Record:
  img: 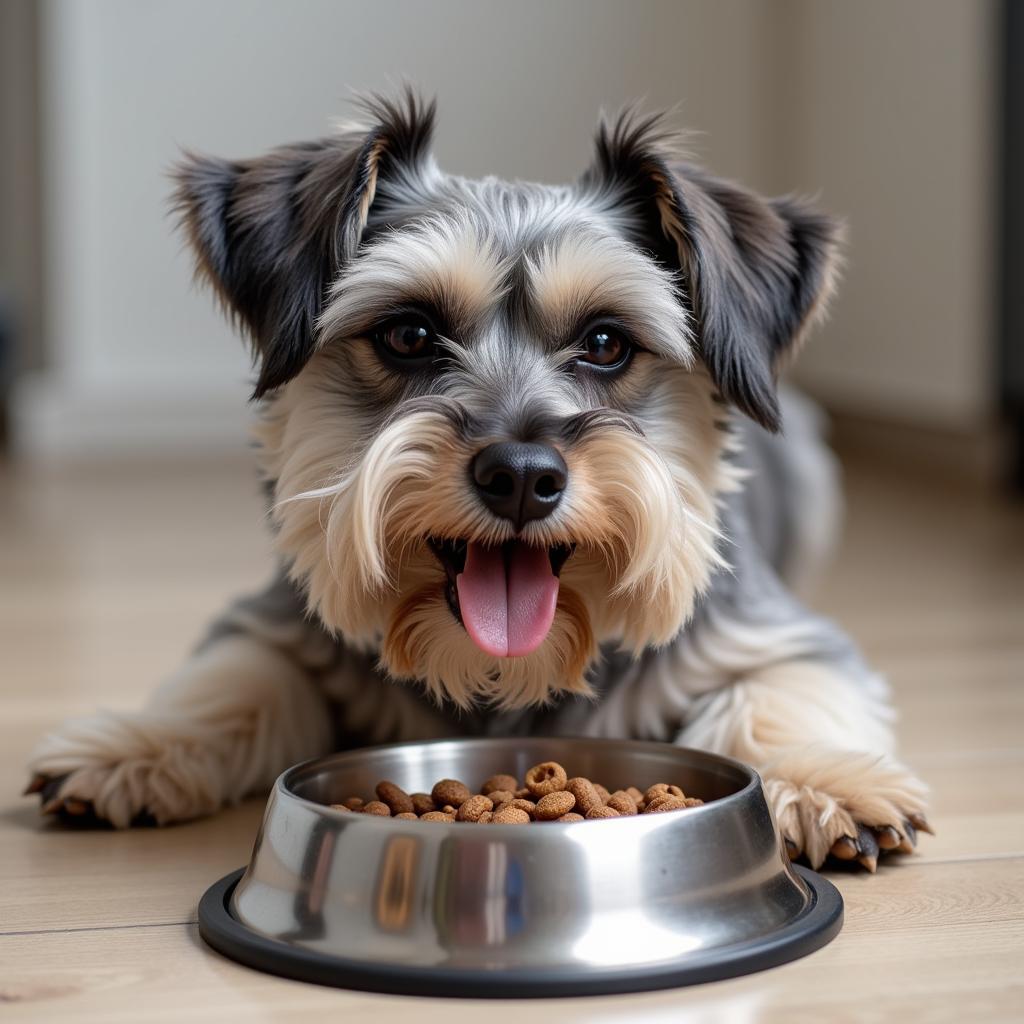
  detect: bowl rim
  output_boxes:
[201,864,843,997]
[275,735,762,830]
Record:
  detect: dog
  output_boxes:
[26,90,928,870]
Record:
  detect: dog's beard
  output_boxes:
[259,368,727,710]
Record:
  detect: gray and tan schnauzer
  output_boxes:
[27,92,929,870]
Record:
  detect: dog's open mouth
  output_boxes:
[428,539,574,658]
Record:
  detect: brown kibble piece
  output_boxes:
[342,796,364,811]
[492,805,531,824]
[432,779,472,807]
[363,800,391,816]
[375,780,414,816]
[456,794,494,822]
[607,790,638,815]
[509,798,536,816]
[586,805,620,819]
[481,774,519,795]
[420,810,455,822]
[441,805,456,815]
[555,812,584,822]
[394,812,419,820]
[411,792,436,815]
[644,794,687,814]
[329,803,351,812]
[644,783,684,804]
[487,789,515,808]
[478,811,493,823]
[626,786,644,804]
[525,761,568,797]
[565,777,601,815]
[535,791,576,820]
[593,783,611,805]
[515,787,531,800]
[683,797,704,808]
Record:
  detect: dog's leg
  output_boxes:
[26,579,336,827]
[677,659,930,870]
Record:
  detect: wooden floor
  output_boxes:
[1,453,1022,1022]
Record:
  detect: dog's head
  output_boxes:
[174,90,840,709]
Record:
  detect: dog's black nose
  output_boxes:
[471,443,568,530]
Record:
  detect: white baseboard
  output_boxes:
[10,372,256,459]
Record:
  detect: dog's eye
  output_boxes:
[577,326,631,370]
[375,318,437,364]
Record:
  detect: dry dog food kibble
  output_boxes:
[534,791,575,820]
[328,760,705,824]
[455,794,494,822]
[525,761,569,797]
[432,779,472,807]
[376,780,414,815]
[481,774,519,796]
[411,792,436,816]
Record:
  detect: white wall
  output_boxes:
[12,0,999,455]
[15,0,776,456]
[780,0,998,430]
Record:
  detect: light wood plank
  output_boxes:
[2,866,1022,1023]
[1,454,1022,1019]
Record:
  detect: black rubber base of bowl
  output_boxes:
[199,866,842,998]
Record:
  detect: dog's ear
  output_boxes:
[172,90,436,398]
[581,111,842,432]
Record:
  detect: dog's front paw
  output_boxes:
[25,712,226,828]
[761,748,931,872]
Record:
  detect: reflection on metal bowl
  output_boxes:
[199,737,842,997]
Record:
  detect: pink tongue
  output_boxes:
[456,542,559,658]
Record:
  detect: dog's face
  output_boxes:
[175,92,839,709]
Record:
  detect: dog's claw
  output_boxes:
[855,825,879,872]
[896,819,918,854]
[908,812,934,836]
[875,825,902,850]
[23,774,47,796]
[37,774,71,808]
[829,835,858,861]
[32,773,98,822]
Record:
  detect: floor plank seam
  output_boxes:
[0,919,197,939]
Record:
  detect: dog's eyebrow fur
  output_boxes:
[316,215,511,345]
[523,227,695,363]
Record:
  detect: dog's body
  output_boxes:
[28,93,928,869]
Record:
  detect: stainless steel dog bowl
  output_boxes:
[199,737,841,997]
